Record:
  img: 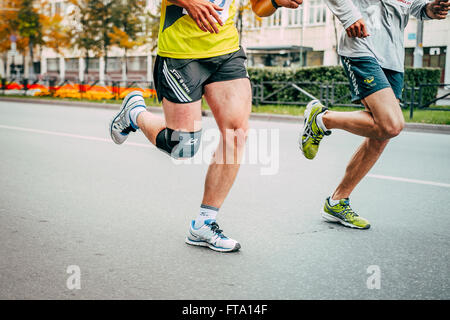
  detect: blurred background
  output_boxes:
[1,0,449,82]
[1,0,449,120]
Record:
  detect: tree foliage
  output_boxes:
[109,0,148,50]
[0,0,21,54]
[40,2,71,56]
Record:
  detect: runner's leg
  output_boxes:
[322,88,404,140]
[201,78,252,208]
[329,91,403,200]
[136,98,202,145]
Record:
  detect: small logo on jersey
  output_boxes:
[364,76,375,86]
[396,0,412,7]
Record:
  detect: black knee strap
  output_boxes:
[156,128,202,159]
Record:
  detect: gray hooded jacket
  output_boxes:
[326,0,431,72]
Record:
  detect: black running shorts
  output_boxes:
[153,47,248,104]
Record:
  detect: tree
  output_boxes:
[17,0,43,77]
[109,0,148,80]
[95,0,115,74]
[147,2,160,52]
[67,0,104,80]
[40,8,71,56]
[0,0,20,53]
[2,0,69,78]
[0,0,20,76]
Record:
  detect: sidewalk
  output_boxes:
[1,96,449,134]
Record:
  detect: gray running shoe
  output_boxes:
[185,220,241,253]
[110,90,146,145]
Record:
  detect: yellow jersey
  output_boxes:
[157,0,240,59]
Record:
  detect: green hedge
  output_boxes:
[248,66,441,107]
[403,67,441,106]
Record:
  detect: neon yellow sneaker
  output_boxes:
[322,197,371,229]
[300,100,331,160]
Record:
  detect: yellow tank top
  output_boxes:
[157,0,240,59]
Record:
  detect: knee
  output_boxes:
[222,126,249,150]
[220,120,249,146]
[374,107,404,140]
[156,128,202,159]
[380,118,404,139]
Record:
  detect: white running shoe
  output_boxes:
[110,90,146,144]
[185,220,241,252]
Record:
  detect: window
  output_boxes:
[249,13,263,29]
[127,56,147,71]
[308,0,327,25]
[306,51,324,66]
[267,8,282,28]
[288,6,303,26]
[65,58,79,72]
[55,2,61,15]
[87,58,99,71]
[106,57,121,72]
[47,58,59,72]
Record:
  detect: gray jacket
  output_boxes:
[326,0,431,72]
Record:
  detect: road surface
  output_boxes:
[0,101,449,299]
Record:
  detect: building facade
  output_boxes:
[241,0,449,83]
[1,0,449,84]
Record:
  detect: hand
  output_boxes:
[275,0,303,9]
[346,19,369,38]
[426,0,449,19]
[181,0,224,33]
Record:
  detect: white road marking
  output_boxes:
[367,174,450,188]
[1,124,449,188]
[0,124,154,148]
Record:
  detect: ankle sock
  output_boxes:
[329,196,340,206]
[129,106,146,129]
[194,204,219,228]
[316,111,329,132]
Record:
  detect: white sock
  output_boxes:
[194,204,219,228]
[329,196,340,206]
[316,111,329,132]
[129,107,146,129]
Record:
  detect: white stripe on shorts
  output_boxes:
[162,61,192,102]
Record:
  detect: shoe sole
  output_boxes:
[185,237,241,253]
[321,210,370,230]
[109,90,143,145]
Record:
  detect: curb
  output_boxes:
[401,122,450,134]
[0,96,164,114]
[1,96,449,134]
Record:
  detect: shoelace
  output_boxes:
[341,204,359,219]
[311,131,324,145]
[304,124,324,145]
[114,113,136,134]
[121,126,136,134]
[209,222,226,239]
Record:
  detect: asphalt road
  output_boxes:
[0,101,449,300]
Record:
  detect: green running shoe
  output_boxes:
[322,197,371,229]
[300,100,331,160]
